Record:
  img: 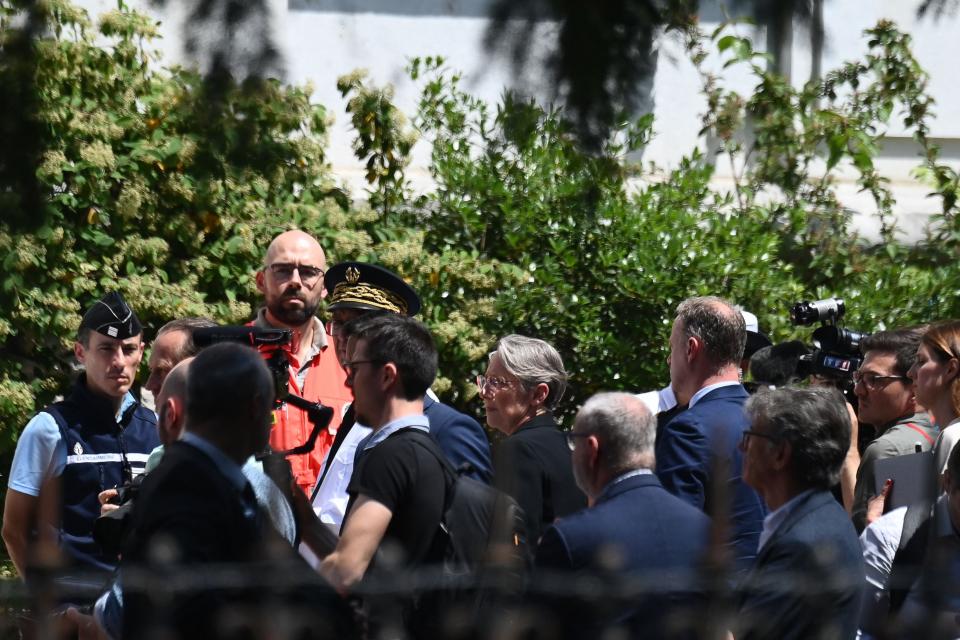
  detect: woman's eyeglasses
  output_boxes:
[476,375,516,396]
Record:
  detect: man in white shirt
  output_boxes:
[858,442,960,638]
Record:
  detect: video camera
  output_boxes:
[790,297,870,390]
[191,325,335,455]
[95,325,333,554]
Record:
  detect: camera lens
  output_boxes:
[790,298,845,325]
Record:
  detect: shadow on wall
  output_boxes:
[289,0,732,20]
[289,0,499,18]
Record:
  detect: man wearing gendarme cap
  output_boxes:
[2,292,160,580]
[301,262,491,563]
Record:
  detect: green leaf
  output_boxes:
[827,133,846,170]
[717,35,738,53]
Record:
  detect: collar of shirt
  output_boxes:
[758,488,815,552]
[658,386,677,412]
[358,414,430,452]
[118,392,136,421]
[180,432,248,493]
[688,380,741,408]
[254,309,328,358]
[599,468,654,501]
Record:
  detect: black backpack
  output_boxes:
[403,430,530,577]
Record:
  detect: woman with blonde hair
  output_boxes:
[908,320,960,473]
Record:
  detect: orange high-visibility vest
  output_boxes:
[254,327,352,495]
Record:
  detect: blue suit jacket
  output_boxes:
[655,384,766,569]
[736,490,865,640]
[534,473,711,639]
[423,394,492,484]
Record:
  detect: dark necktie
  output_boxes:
[311,404,356,501]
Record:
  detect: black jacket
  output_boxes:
[493,413,586,544]
[122,440,355,639]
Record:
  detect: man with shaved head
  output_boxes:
[253,230,351,494]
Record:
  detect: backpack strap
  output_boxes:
[903,422,935,446]
[396,429,457,511]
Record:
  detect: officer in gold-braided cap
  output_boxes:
[299,262,490,565]
[324,262,421,317]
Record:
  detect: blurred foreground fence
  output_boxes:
[2,558,958,640]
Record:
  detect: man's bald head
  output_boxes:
[156,357,193,446]
[157,358,192,406]
[263,230,326,268]
[570,392,657,498]
[256,230,328,328]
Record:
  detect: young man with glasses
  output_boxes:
[318,314,448,637]
[851,327,936,532]
[301,261,491,568]
[252,230,352,494]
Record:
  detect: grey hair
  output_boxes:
[576,392,656,473]
[156,317,217,361]
[492,334,568,410]
[676,296,746,370]
[744,386,850,490]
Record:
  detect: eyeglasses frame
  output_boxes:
[265,262,325,285]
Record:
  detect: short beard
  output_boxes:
[268,296,320,327]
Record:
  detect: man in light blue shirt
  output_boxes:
[736,386,865,640]
[3,292,159,578]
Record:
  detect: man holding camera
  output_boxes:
[253,230,352,494]
[851,328,936,531]
[2,292,160,579]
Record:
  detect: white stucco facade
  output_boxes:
[76,0,960,242]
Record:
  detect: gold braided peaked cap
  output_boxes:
[324,262,421,316]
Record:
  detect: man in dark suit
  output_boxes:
[422,393,490,479]
[736,386,865,640]
[655,296,766,570]
[121,343,354,639]
[535,392,711,639]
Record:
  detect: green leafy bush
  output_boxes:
[0,0,352,447]
[2,0,959,452]
[354,22,960,420]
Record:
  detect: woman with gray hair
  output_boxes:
[478,335,586,544]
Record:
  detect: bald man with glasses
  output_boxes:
[252,230,352,494]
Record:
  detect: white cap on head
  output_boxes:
[740,309,760,334]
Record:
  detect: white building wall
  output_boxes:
[74,0,960,242]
